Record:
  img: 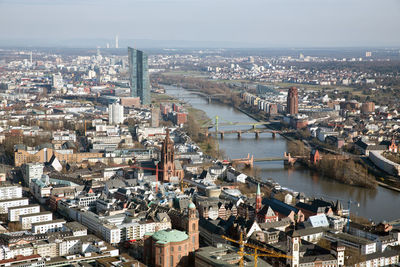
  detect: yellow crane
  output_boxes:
[222,232,292,267]
[180,179,190,192]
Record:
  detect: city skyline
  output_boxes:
[0,0,399,48]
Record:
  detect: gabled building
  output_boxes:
[262,198,305,223]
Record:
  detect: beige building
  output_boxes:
[14,147,103,167]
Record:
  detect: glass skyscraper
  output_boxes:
[128,47,150,105]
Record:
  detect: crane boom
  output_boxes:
[221,233,291,267]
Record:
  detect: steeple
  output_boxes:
[158,128,175,182]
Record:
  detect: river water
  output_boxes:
[165,85,400,222]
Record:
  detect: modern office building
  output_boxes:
[287,87,299,115]
[128,47,150,105]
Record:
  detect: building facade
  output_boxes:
[144,229,191,267]
[108,102,124,125]
[128,47,150,105]
[0,185,22,200]
[158,130,184,182]
[287,87,299,115]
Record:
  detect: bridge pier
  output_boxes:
[208,96,211,104]
[272,132,276,139]
[220,132,224,139]
[255,132,259,139]
[237,131,241,139]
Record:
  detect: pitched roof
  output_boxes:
[262,198,299,216]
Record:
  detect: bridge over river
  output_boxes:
[165,84,400,222]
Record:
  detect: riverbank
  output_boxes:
[164,84,400,221]
[185,106,220,158]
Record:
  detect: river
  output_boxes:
[164,85,400,222]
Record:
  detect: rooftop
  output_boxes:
[149,229,188,244]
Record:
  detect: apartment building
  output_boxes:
[8,204,40,222]
[14,147,103,167]
[19,211,53,230]
[32,219,66,234]
[63,222,87,237]
[0,185,22,200]
[0,198,29,214]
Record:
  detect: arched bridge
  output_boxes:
[229,152,306,167]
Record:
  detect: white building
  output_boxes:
[226,167,247,183]
[63,222,88,237]
[32,219,66,234]
[101,224,121,245]
[76,194,99,207]
[0,197,29,214]
[52,73,64,90]
[109,102,124,125]
[0,184,22,200]
[52,130,76,142]
[19,211,53,230]
[8,204,41,222]
[22,163,44,187]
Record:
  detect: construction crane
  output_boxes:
[222,232,292,267]
[180,179,191,193]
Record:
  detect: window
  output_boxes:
[159,257,162,264]
[192,223,196,231]
[178,246,181,251]
[170,255,173,267]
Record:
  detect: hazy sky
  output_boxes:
[1,0,400,47]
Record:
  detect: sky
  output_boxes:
[0,0,400,47]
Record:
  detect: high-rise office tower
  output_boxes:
[115,35,119,49]
[128,47,150,105]
[287,87,299,115]
[109,102,124,125]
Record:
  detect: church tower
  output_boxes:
[158,129,175,182]
[187,202,199,252]
[256,183,262,213]
[287,230,300,267]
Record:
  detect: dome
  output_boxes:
[151,229,188,244]
[188,202,196,209]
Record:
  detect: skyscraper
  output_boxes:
[115,35,119,49]
[287,87,299,115]
[128,47,151,105]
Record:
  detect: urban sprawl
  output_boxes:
[0,47,399,267]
